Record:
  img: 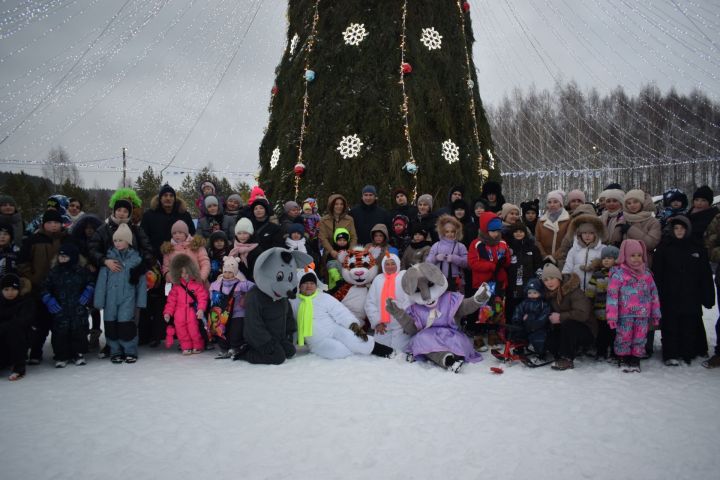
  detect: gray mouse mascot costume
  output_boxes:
[239,248,313,364]
[386,262,490,372]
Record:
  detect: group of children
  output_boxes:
[0,182,718,380]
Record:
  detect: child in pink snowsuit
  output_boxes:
[163,254,209,354]
[606,239,661,371]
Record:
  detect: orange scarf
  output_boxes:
[380,273,397,324]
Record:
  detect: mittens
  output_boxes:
[42,293,62,314]
[79,285,94,306]
[350,322,368,342]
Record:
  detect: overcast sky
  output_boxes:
[1,0,718,189]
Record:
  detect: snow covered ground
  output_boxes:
[2,305,719,480]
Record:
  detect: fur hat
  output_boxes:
[112,223,133,246]
[499,203,521,221]
[113,199,133,215]
[204,195,219,208]
[392,187,408,198]
[624,189,645,205]
[520,199,540,215]
[209,230,228,246]
[42,209,63,225]
[1,272,21,291]
[600,245,620,260]
[171,220,189,236]
[169,253,201,283]
[505,222,529,236]
[546,190,565,204]
[235,217,254,235]
[567,190,586,204]
[693,185,714,203]
[481,181,502,196]
[451,199,469,213]
[541,263,562,281]
[417,194,433,209]
[436,215,463,241]
[605,182,622,191]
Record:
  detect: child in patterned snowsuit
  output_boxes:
[606,239,661,371]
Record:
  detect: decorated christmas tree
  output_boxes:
[258,0,497,205]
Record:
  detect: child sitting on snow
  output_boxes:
[163,254,209,355]
[290,269,394,359]
[209,257,254,359]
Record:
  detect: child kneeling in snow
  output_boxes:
[290,269,394,359]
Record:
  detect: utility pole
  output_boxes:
[122,147,127,187]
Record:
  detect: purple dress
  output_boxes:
[406,292,482,362]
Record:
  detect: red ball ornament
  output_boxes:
[463,2,471,12]
[401,62,412,74]
[294,162,306,176]
[271,85,279,95]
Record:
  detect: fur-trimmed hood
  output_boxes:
[560,272,581,297]
[160,234,207,255]
[168,253,201,283]
[569,214,606,244]
[149,195,189,214]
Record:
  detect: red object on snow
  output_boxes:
[401,62,412,74]
[463,2,471,12]
[294,162,306,176]
[271,85,279,95]
[490,366,504,374]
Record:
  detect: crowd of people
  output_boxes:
[0,179,719,380]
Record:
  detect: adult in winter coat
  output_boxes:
[561,214,606,291]
[0,273,34,380]
[653,216,715,365]
[608,189,662,256]
[88,199,154,281]
[434,185,465,217]
[197,195,225,239]
[0,195,24,246]
[94,224,147,362]
[365,253,412,351]
[248,198,284,253]
[290,270,393,359]
[704,210,720,368]
[480,181,506,214]
[541,263,596,371]
[319,193,357,262]
[391,187,418,220]
[535,190,571,265]
[240,248,313,365]
[278,200,305,236]
[412,194,439,243]
[140,184,195,260]
[598,188,625,244]
[687,185,719,246]
[349,185,391,246]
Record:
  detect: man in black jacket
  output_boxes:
[350,185,391,245]
[140,184,196,259]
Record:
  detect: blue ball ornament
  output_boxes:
[403,162,418,174]
[304,69,316,82]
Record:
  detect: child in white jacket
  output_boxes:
[290,269,393,359]
[365,253,411,351]
[562,214,606,291]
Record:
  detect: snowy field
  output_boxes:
[2,305,719,480]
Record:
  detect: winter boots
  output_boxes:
[371,342,394,358]
[551,358,574,371]
[702,354,720,369]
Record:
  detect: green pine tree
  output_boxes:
[259,0,496,206]
[134,166,164,208]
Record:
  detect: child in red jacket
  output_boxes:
[468,212,511,349]
[163,254,209,354]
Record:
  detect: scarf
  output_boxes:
[380,273,397,324]
[110,214,130,225]
[229,241,258,264]
[622,210,653,224]
[296,290,318,346]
